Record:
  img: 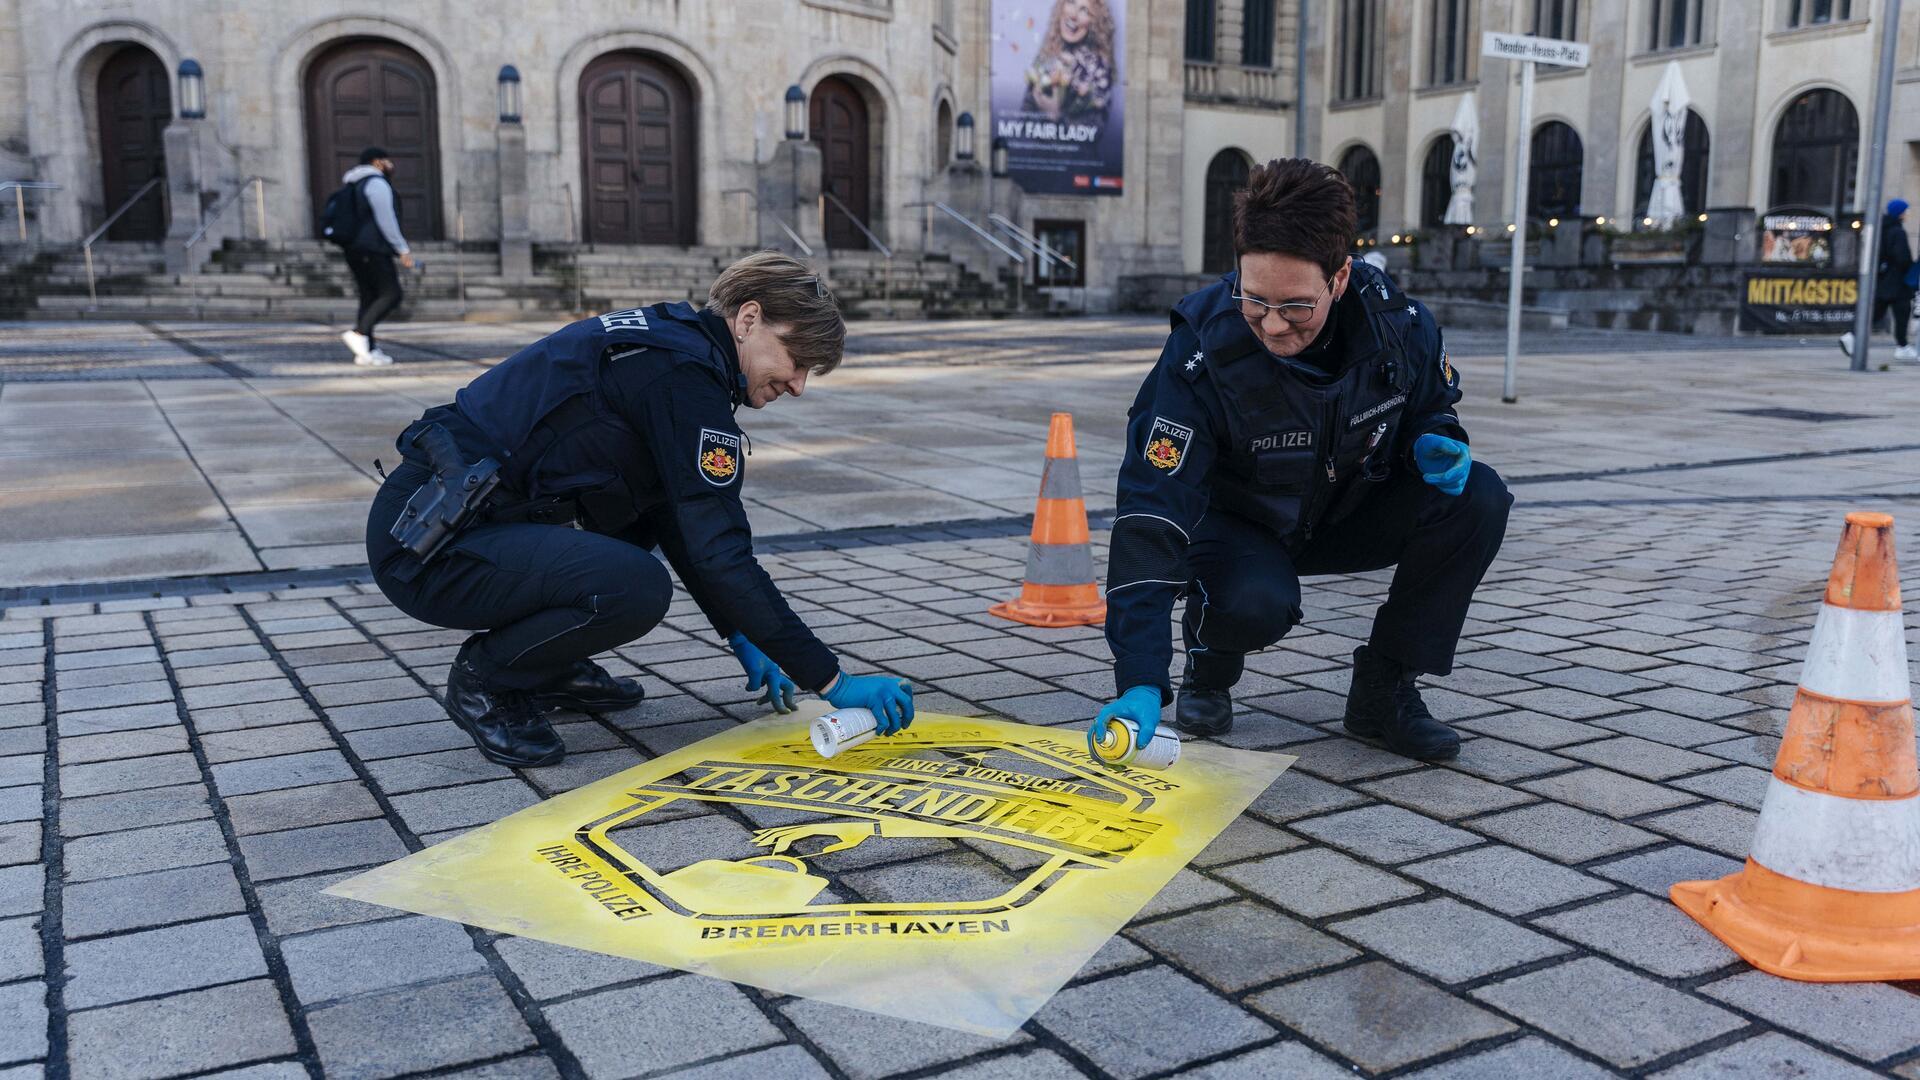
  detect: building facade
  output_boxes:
[1,1,1912,314]
[0,0,1305,307]
[1301,0,1920,239]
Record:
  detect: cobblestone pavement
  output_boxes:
[5,316,1920,1077]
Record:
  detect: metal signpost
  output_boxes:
[1481,32,1589,402]
[1848,0,1903,373]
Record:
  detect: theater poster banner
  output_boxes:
[991,0,1125,195]
[1741,269,1858,332]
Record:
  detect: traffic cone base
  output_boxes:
[992,413,1105,628]
[1672,511,1920,982]
[1672,860,1920,982]
[989,583,1106,627]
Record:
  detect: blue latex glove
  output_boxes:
[728,633,798,714]
[1088,686,1164,760]
[1413,433,1471,496]
[823,672,915,734]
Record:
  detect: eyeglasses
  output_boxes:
[1232,275,1334,325]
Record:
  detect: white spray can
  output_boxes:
[1090,717,1182,770]
[810,707,880,759]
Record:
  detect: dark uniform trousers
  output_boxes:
[366,462,673,692]
[1183,461,1512,690]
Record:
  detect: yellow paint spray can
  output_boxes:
[1090,717,1182,770]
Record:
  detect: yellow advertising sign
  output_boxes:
[328,707,1292,1037]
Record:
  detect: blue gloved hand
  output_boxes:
[1413,433,1472,496]
[823,671,915,734]
[1088,686,1164,760]
[728,632,798,714]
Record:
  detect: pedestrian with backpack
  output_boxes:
[323,147,413,366]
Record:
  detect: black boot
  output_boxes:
[1342,645,1460,761]
[445,654,566,767]
[530,659,646,713]
[1175,661,1235,736]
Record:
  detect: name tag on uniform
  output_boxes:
[1348,394,1407,428]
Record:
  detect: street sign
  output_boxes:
[1481,32,1590,68]
[1479,33,1587,403]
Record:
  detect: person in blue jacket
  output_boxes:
[366,252,913,766]
[1091,158,1511,761]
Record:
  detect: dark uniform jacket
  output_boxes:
[1104,261,1468,700]
[399,302,838,691]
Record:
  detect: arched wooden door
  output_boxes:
[1202,149,1251,274]
[305,40,443,240]
[810,77,873,250]
[97,46,171,242]
[580,53,696,246]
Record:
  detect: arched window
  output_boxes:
[1336,0,1382,101]
[1427,0,1473,86]
[1339,144,1382,237]
[1528,120,1583,222]
[1419,137,1454,228]
[1770,89,1859,217]
[1634,109,1710,220]
[1202,148,1251,274]
[935,100,953,170]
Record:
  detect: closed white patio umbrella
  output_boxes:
[1443,93,1477,226]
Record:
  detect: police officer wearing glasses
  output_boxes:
[1092,159,1511,761]
[366,252,914,767]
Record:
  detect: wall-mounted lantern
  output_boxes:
[955,111,975,161]
[497,65,522,124]
[990,137,1009,178]
[784,85,807,140]
[177,59,205,119]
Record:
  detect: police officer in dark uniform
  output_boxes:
[366,252,914,767]
[1092,158,1511,761]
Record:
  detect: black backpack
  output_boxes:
[319,178,370,249]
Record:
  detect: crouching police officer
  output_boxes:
[1092,159,1511,761]
[366,252,914,766]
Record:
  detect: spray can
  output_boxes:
[810,707,880,759]
[1089,717,1181,770]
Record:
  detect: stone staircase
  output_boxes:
[7,238,1040,321]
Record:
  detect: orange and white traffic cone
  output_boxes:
[1671,511,1920,981]
[989,412,1106,628]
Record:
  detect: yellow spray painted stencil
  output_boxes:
[327,706,1293,1038]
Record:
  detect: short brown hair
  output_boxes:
[1233,158,1357,275]
[706,251,846,374]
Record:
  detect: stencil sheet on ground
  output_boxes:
[330,704,1294,1036]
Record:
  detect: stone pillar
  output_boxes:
[759,138,825,253]
[496,123,532,278]
[1379,1,1414,234]
[1298,0,1326,159]
[1476,0,1516,226]
[1710,3,1764,208]
[162,119,206,275]
[1582,4,1627,221]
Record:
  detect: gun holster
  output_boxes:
[389,424,502,569]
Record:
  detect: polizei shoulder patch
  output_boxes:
[1143,416,1193,474]
[697,428,742,486]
